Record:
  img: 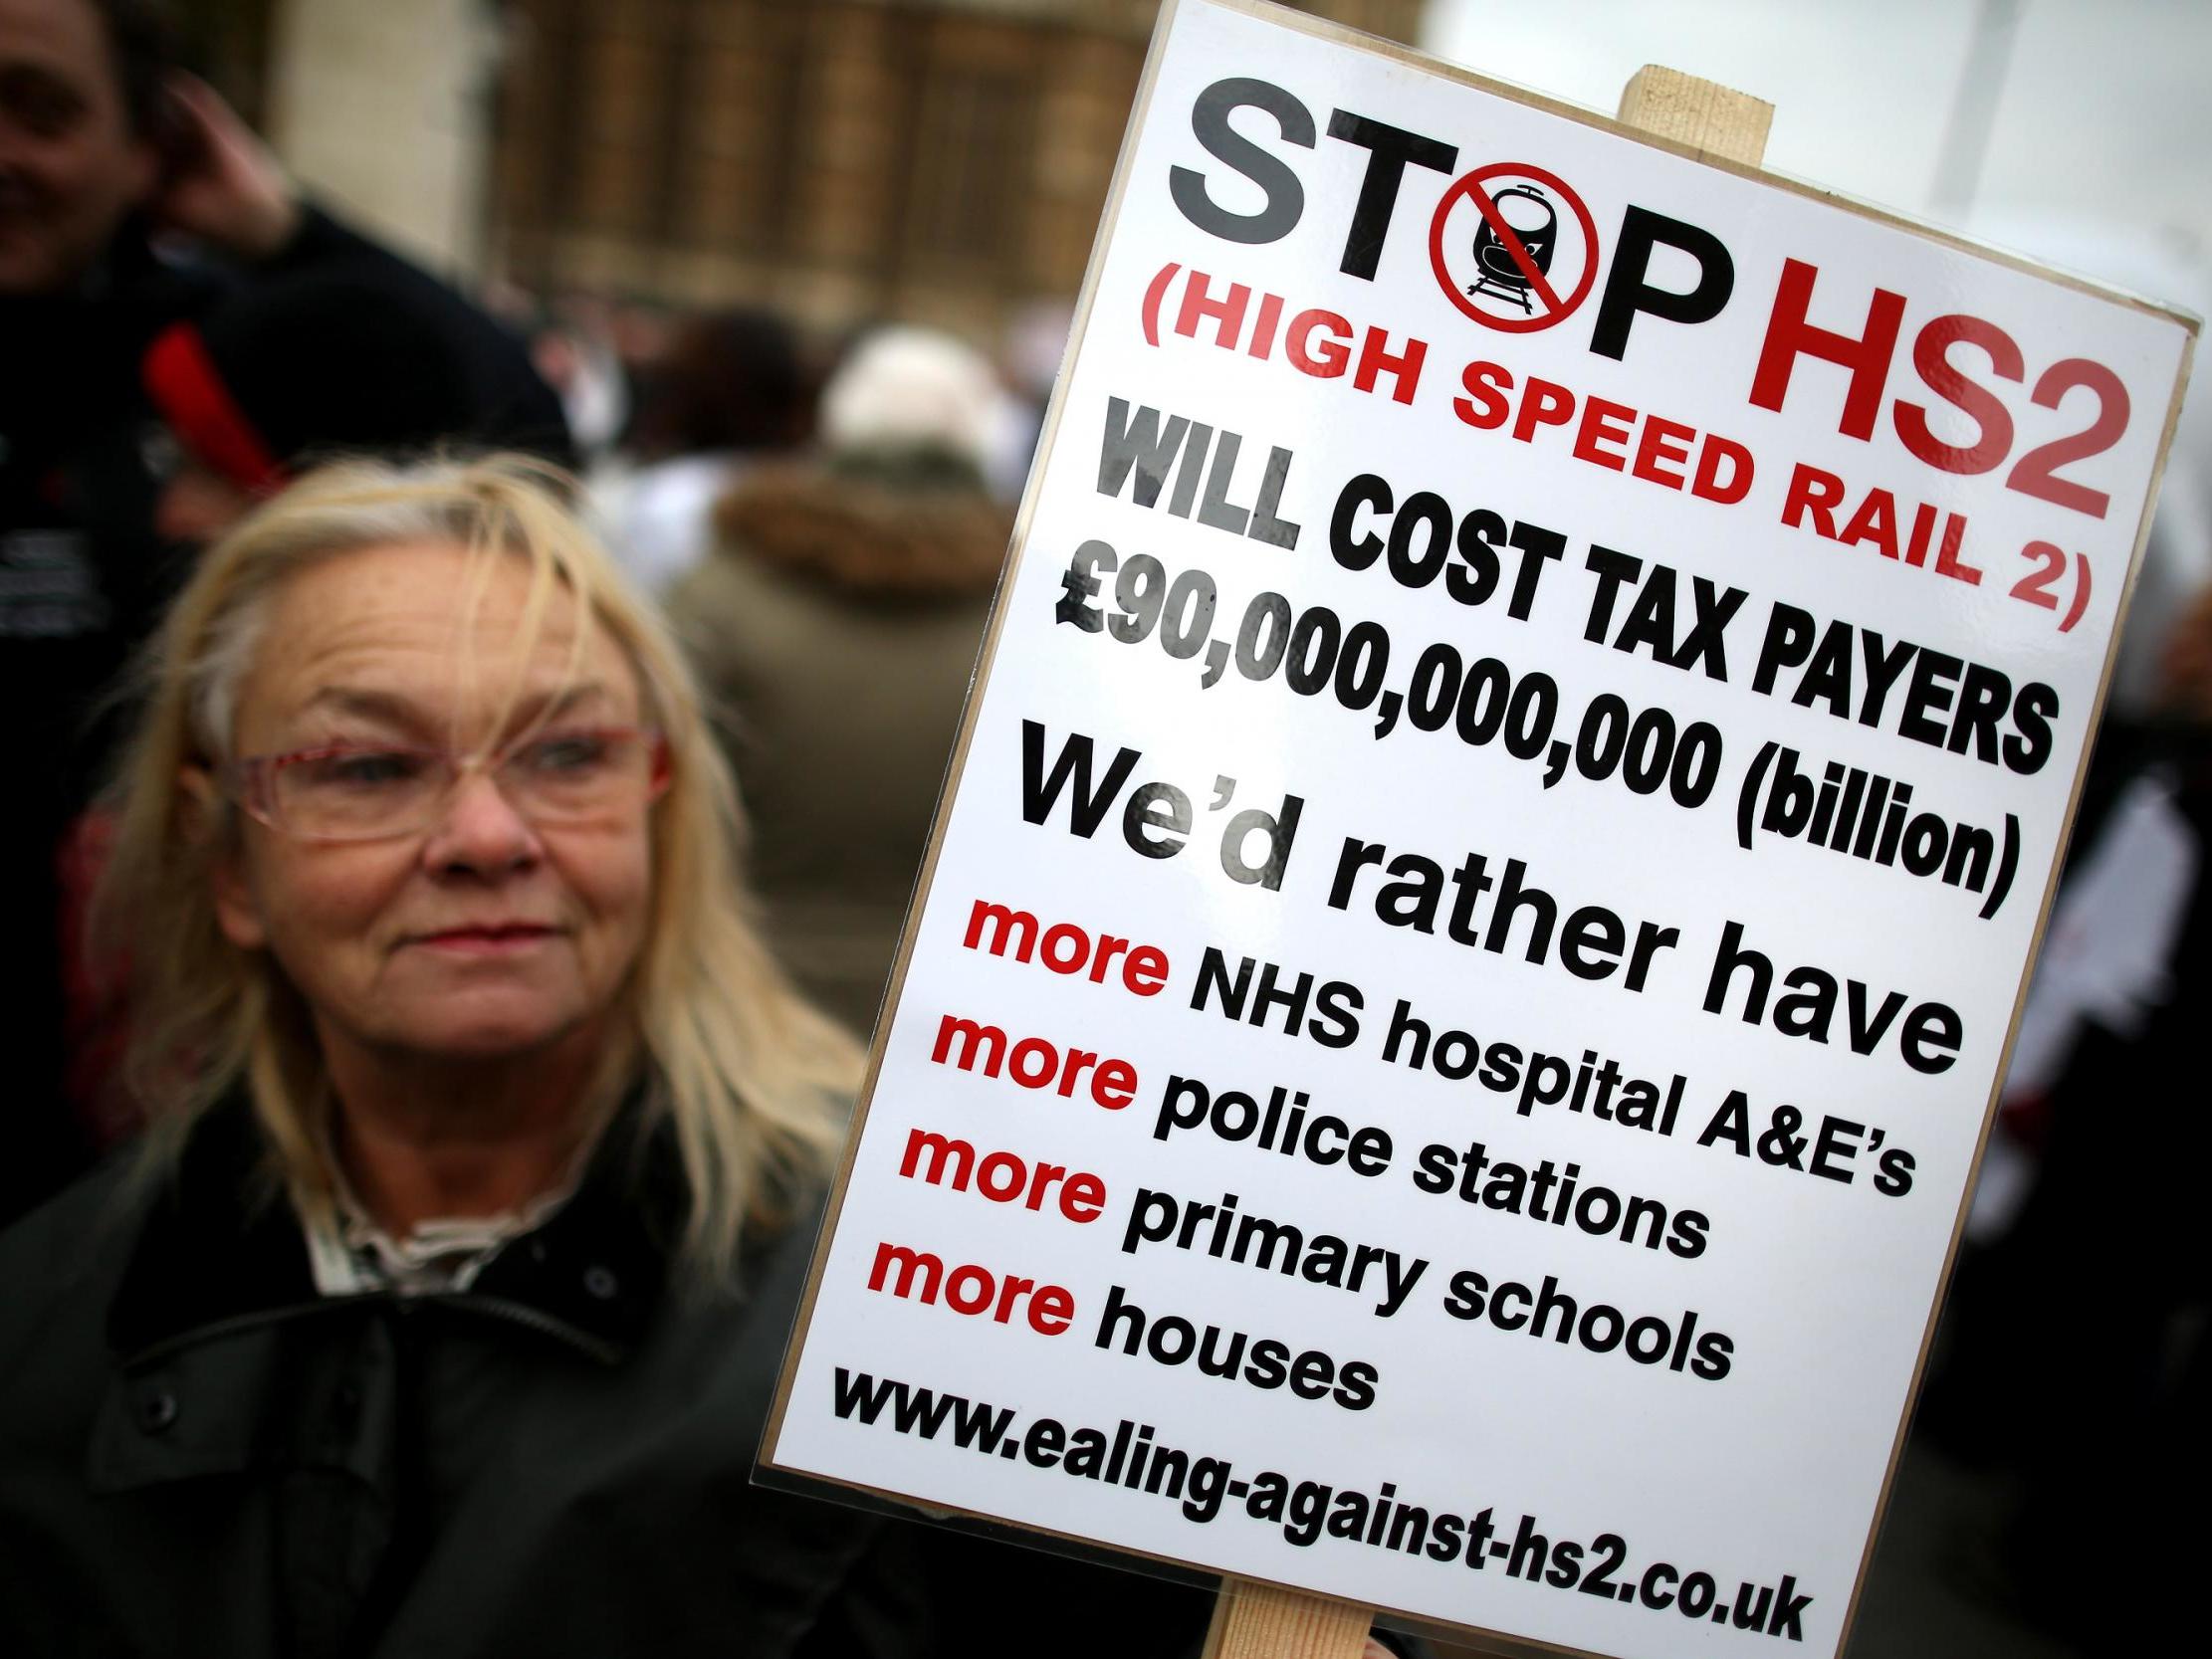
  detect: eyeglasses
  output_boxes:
[224,726,670,843]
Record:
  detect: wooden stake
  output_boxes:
[1201,1580,1374,1659]
[1198,60,1769,1659]
[1616,65,1773,166]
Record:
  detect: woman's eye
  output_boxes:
[301,750,427,789]
[517,733,611,774]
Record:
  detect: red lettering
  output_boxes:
[1287,309,1352,377]
[1692,435,1754,505]
[1060,1171,1107,1222]
[1781,463,1846,535]
[1632,415,1695,490]
[1513,376,1577,442]
[1124,945,1169,994]
[1354,328,1425,405]
[1040,923,1087,971]
[1452,359,1512,430]
[946,1264,995,1315]
[1572,396,1636,471]
[1009,1037,1061,1090]
[1093,1058,1138,1110]
[1933,512,1983,585]
[1465,370,1748,502]
[1893,313,2021,474]
[930,1014,1136,1109]
[867,1241,1076,1335]
[977,1151,1025,1201]
[898,1125,1108,1220]
[1840,489,1901,558]
[1175,272,1249,346]
[1028,1284,1075,1335]
[1750,258,1906,440]
[961,898,1170,996]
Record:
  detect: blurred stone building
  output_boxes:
[487,0,1422,335]
[226,1,1419,332]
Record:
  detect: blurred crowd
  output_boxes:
[0,1,2205,1656]
[3,5,1060,1217]
[1,4,1220,1654]
[526,298,1047,1035]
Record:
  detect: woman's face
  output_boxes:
[211,539,658,1072]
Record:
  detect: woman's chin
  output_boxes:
[367,996,587,1067]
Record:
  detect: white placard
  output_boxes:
[766,4,2196,1655]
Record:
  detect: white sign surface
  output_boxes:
[767,4,2196,1655]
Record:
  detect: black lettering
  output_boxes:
[1171,79,1315,244]
[1591,206,1736,360]
[1325,109,1457,279]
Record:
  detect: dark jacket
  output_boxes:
[0,224,217,1222]
[144,206,575,485]
[0,1098,917,1659]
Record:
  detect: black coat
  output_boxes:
[0,225,216,1222]
[0,1099,921,1658]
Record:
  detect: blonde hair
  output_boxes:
[97,454,863,1274]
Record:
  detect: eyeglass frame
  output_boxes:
[216,724,673,844]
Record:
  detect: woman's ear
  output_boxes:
[180,764,266,950]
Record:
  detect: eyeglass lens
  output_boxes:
[268,731,657,839]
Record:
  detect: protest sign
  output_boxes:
[764,3,2197,1654]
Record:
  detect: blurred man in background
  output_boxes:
[674,324,1015,1033]
[0,0,566,1220]
[2,0,242,1219]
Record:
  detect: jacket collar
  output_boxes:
[108,1091,688,1365]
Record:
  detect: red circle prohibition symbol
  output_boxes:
[1429,161,1601,332]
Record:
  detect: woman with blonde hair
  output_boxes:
[0,455,919,1656]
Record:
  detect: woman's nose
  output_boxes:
[421,767,543,873]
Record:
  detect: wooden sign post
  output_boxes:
[1203,1574,1376,1659]
[763,7,2194,1658]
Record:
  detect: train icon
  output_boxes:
[1466,183,1558,311]
[1430,161,1599,332]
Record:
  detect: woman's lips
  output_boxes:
[410,925,558,956]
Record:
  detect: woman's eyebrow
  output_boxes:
[509,683,620,726]
[295,688,431,730]
[299,683,615,718]
[284,683,624,746]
